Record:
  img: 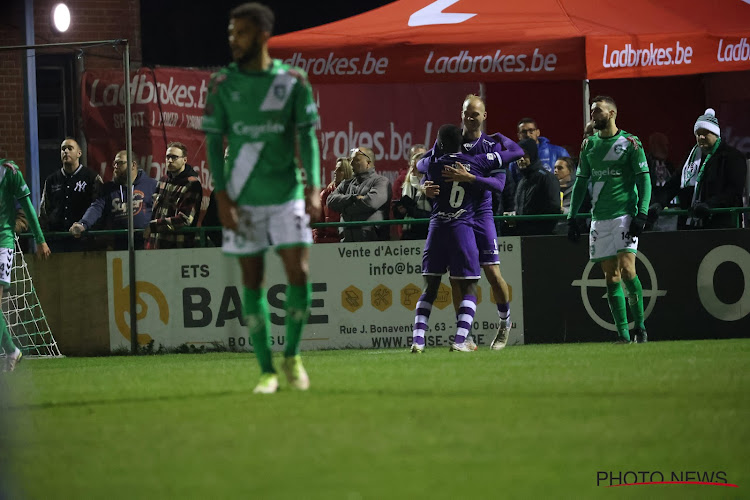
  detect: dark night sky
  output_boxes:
[139,0,395,68]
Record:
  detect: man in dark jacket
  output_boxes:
[326,146,391,242]
[145,142,203,249]
[650,108,747,229]
[513,138,561,235]
[39,137,103,252]
[69,150,157,249]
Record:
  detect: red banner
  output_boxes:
[81,67,213,207]
[273,39,587,84]
[586,35,750,80]
[313,82,480,185]
[82,67,479,195]
[268,0,750,84]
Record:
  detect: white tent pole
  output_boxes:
[582,79,590,131]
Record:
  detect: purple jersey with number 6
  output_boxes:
[419,132,522,265]
[420,152,495,279]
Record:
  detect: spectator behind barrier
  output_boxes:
[69,150,157,250]
[508,117,570,183]
[646,132,675,202]
[396,151,431,240]
[39,137,103,252]
[649,108,747,230]
[553,156,590,235]
[326,146,391,242]
[510,138,561,236]
[145,141,203,249]
[391,144,426,239]
[314,157,353,243]
[492,165,515,237]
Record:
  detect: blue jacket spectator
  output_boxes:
[509,118,570,183]
[70,151,157,249]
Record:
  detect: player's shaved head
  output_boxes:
[461,94,487,139]
[463,94,486,112]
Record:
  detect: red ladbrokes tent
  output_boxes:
[269,0,750,83]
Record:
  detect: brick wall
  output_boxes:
[0,0,141,173]
[0,2,27,168]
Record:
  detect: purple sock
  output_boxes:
[497,302,510,325]
[454,295,477,344]
[412,294,433,346]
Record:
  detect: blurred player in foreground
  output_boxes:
[202,3,321,393]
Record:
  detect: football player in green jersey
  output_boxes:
[203,3,321,394]
[0,159,50,372]
[566,96,652,344]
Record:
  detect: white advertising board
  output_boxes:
[107,238,524,351]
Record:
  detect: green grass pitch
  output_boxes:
[2,339,749,499]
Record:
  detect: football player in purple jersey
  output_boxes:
[417,95,523,350]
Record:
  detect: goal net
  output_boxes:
[1,235,61,359]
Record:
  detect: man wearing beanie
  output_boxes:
[513,138,560,236]
[566,96,651,344]
[649,108,746,229]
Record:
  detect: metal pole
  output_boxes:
[0,39,128,51]
[23,0,41,212]
[582,79,591,131]
[123,41,138,355]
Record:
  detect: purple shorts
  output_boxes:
[474,213,500,266]
[422,221,481,279]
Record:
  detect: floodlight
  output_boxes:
[51,3,71,33]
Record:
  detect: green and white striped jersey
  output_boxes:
[0,159,31,249]
[576,130,649,221]
[202,60,319,206]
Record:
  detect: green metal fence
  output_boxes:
[21,207,750,249]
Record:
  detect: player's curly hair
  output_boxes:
[230,3,274,34]
[437,124,462,154]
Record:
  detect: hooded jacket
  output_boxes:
[536,136,570,174]
[79,170,157,230]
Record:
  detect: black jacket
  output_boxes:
[40,165,103,232]
[398,191,431,240]
[658,140,746,229]
[514,160,561,235]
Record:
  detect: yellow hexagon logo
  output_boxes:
[371,284,392,312]
[400,283,422,310]
[433,282,453,310]
[489,284,512,304]
[342,286,363,312]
